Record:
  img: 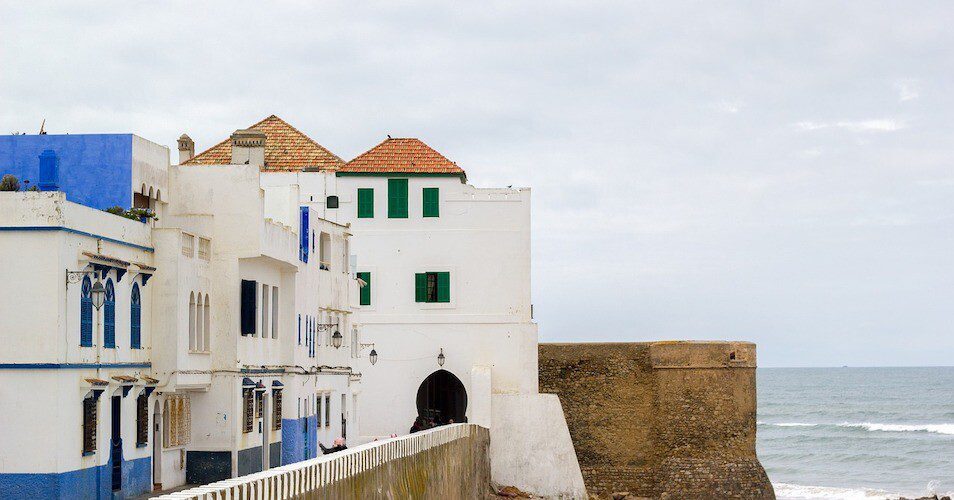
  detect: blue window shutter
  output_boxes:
[104,279,116,348]
[130,284,141,349]
[80,277,93,347]
[240,280,257,335]
[300,207,310,263]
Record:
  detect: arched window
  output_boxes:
[130,283,141,349]
[195,293,204,351]
[103,279,116,348]
[203,295,211,352]
[80,276,93,347]
[188,292,196,351]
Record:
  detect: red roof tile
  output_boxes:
[183,115,343,171]
[341,137,465,176]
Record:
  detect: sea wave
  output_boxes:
[774,481,952,500]
[773,482,896,500]
[758,421,954,435]
[837,422,954,435]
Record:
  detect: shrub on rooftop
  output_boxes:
[0,174,20,191]
[105,206,158,223]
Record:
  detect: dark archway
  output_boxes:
[416,370,467,425]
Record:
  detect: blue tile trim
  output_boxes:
[0,226,153,252]
[0,363,151,370]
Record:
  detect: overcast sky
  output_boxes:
[2,1,952,366]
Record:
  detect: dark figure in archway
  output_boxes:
[416,369,467,425]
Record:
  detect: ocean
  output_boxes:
[758,367,954,500]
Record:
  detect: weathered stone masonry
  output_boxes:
[539,341,775,500]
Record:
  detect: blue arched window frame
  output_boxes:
[80,276,93,347]
[104,279,116,348]
[130,283,141,349]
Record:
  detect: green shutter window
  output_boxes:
[388,179,408,218]
[358,272,371,306]
[415,273,427,302]
[422,187,439,217]
[436,272,450,303]
[357,188,374,218]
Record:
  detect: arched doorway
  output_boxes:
[416,370,467,425]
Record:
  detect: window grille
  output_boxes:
[181,233,195,258]
[82,396,97,455]
[273,390,283,430]
[163,395,191,447]
[136,392,148,446]
[197,238,211,261]
[243,389,254,433]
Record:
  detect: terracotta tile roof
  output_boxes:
[341,137,465,176]
[183,115,344,171]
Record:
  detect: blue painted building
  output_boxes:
[0,133,169,211]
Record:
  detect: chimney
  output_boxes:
[230,129,266,168]
[178,134,195,164]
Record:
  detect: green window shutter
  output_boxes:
[357,188,374,218]
[388,179,408,218]
[358,272,371,306]
[415,273,427,302]
[422,188,439,217]
[436,272,450,303]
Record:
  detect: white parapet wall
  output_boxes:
[155,423,489,499]
[490,394,589,499]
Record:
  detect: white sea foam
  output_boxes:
[773,482,896,499]
[837,422,954,435]
[774,481,953,500]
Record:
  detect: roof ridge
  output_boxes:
[265,115,345,165]
[183,115,344,169]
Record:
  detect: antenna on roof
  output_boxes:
[39,119,47,135]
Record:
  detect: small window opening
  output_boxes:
[327,195,339,209]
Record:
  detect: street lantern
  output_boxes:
[90,280,106,310]
[331,330,343,349]
[437,348,445,367]
[369,348,378,365]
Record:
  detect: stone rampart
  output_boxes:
[539,341,774,500]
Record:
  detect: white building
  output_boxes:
[0,134,169,499]
[188,116,585,497]
[0,129,363,498]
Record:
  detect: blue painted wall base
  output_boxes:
[0,456,150,500]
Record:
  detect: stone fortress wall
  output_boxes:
[539,341,775,500]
